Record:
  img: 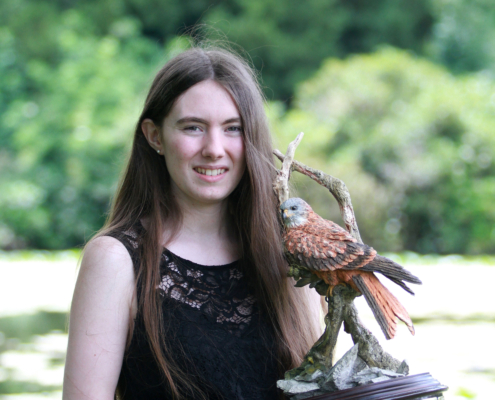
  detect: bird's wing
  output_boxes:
[284,211,377,272]
[302,213,356,242]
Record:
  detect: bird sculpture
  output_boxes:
[281,197,422,340]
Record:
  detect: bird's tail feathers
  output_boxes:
[386,276,415,295]
[362,255,422,293]
[352,273,415,340]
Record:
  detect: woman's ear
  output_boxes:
[141,119,163,154]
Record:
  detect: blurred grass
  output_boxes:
[0,312,66,343]
[0,251,494,398]
[0,250,81,262]
[0,380,59,395]
[0,314,66,396]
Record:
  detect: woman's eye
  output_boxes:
[226,126,243,134]
[184,126,202,133]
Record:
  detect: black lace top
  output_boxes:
[109,224,281,400]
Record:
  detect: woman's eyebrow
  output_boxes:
[175,116,242,125]
[176,116,207,125]
[223,117,241,124]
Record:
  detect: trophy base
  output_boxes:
[284,372,448,400]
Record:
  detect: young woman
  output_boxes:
[63,47,322,400]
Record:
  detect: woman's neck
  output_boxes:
[164,200,241,266]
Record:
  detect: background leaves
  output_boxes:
[1,0,494,252]
[271,48,495,253]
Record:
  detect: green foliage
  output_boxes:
[205,0,434,100]
[0,6,179,248]
[0,0,436,102]
[271,48,495,254]
[1,0,495,251]
[428,0,495,74]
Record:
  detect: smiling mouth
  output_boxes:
[194,168,226,176]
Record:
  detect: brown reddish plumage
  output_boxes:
[281,197,422,340]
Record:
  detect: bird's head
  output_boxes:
[280,198,311,228]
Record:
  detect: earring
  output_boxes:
[157,149,161,154]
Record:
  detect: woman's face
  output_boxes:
[158,80,246,208]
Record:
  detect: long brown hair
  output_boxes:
[97,46,320,399]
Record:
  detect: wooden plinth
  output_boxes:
[292,373,448,400]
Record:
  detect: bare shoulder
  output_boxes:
[82,235,133,272]
[75,235,136,312]
[63,235,136,399]
[72,234,136,327]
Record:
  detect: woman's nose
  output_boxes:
[201,129,225,160]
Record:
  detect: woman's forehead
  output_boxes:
[169,80,240,122]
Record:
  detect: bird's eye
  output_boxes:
[291,206,297,211]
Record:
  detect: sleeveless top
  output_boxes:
[108,223,281,400]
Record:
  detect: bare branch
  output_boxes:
[273,132,304,205]
[273,149,362,243]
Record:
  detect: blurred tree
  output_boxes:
[428,0,495,74]
[3,0,495,101]
[2,0,495,251]
[270,48,495,254]
[0,0,435,102]
[0,7,179,249]
[205,0,434,101]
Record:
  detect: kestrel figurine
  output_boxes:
[281,197,422,340]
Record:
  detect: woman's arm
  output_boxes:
[63,236,136,400]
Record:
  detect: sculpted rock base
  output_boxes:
[277,344,408,399]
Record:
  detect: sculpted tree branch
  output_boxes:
[273,149,362,243]
[273,132,304,205]
[273,136,407,396]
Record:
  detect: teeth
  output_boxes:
[195,168,225,176]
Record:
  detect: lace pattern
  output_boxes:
[119,224,257,336]
[159,251,256,336]
[108,223,280,400]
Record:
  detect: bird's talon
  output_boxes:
[324,285,335,299]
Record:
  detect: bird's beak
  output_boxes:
[283,209,291,219]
